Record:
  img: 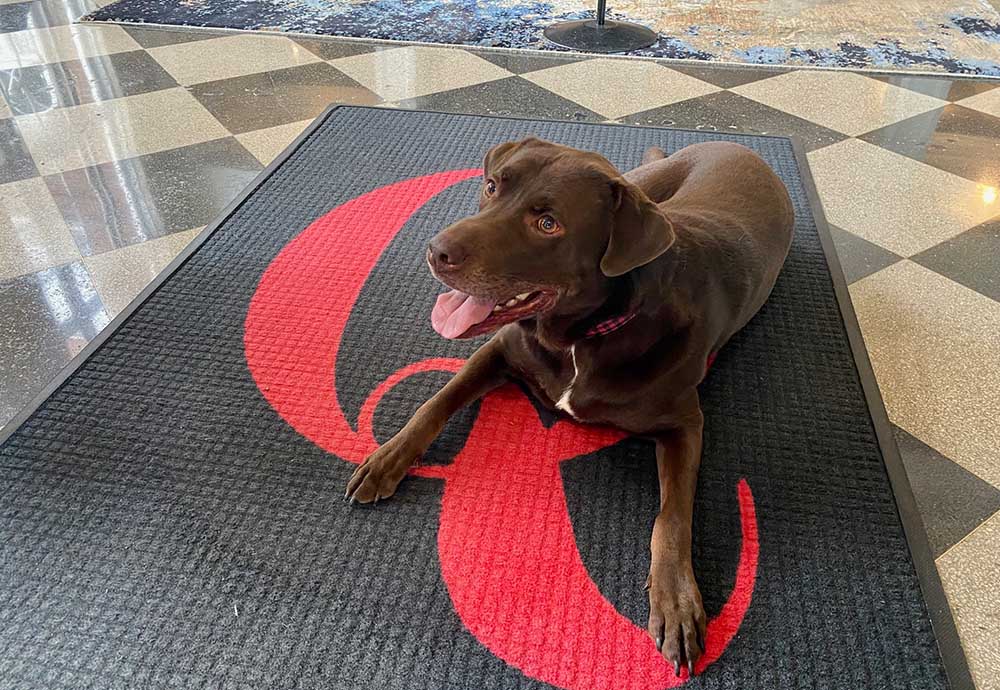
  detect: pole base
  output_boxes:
[542,19,658,54]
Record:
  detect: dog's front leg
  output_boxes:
[647,391,707,677]
[345,337,508,503]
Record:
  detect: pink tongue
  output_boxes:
[431,290,496,339]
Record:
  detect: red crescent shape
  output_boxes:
[244,171,760,688]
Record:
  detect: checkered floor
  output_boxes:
[1,2,999,685]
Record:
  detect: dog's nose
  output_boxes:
[428,238,467,270]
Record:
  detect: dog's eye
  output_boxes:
[484,179,497,197]
[537,215,560,234]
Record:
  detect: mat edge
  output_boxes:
[790,137,976,690]
[0,105,976,689]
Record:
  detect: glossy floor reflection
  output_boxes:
[0,261,109,424]
[45,137,260,254]
[1,13,999,689]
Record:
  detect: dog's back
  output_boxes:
[628,142,794,345]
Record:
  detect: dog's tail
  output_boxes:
[641,146,667,166]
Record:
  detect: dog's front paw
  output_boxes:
[646,562,707,677]
[345,441,418,504]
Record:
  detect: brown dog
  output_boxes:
[346,137,794,675]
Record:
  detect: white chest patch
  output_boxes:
[555,345,578,418]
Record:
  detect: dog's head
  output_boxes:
[429,138,674,339]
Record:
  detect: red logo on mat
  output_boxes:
[244,171,759,689]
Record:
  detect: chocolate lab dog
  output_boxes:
[346,137,794,675]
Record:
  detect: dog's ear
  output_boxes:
[600,179,676,277]
[483,142,517,176]
[483,137,545,176]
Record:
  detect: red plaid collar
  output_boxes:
[583,311,638,338]
[582,313,719,373]
[582,312,720,373]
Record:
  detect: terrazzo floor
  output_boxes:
[1,4,999,687]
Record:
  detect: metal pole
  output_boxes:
[596,0,607,25]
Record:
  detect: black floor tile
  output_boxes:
[396,75,602,122]
[122,25,226,48]
[620,90,847,151]
[666,63,787,88]
[0,0,87,33]
[872,73,1000,102]
[293,36,381,60]
[0,50,178,116]
[0,118,39,185]
[0,262,108,429]
[472,50,585,75]
[859,104,1000,187]
[189,62,380,134]
[911,219,1000,303]
[827,225,903,284]
[894,425,1000,557]
[44,137,261,256]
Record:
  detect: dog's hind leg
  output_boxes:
[642,146,667,165]
[626,150,692,205]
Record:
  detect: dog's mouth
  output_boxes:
[431,288,557,339]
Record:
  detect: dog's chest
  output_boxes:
[512,339,601,422]
[554,346,580,418]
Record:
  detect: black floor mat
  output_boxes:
[0,107,970,690]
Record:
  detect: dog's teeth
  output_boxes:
[505,298,518,307]
[516,292,530,301]
[493,305,502,312]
